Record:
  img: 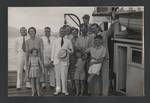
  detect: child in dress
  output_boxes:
[85,35,106,96]
[26,48,44,96]
[74,50,86,96]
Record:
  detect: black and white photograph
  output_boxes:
[8,6,144,97]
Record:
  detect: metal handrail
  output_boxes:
[64,13,81,35]
[64,13,81,27]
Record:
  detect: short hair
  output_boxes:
[71,27,79,33]
[62,25,71,30]
[82,14,90,19]
[62,25,72,34]
[28,27,36,34]
[63,24,70,27]
[94,35,103,40]
[20,27,27,31]
[59,26,65,33]
[60,26,65,31]
[30,48,38,54]
[44,26,51,30]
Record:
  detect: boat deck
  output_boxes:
[8,71,125,96]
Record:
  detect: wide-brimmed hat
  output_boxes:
[57,49,68,60]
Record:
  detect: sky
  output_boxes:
[8,6,144,33]
[8,7,94,32]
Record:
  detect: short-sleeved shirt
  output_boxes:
[87,46,106,60]
[26,37,44,62]
[87,46,106,75]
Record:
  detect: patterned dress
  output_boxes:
[28,56,41,78]
[74,58,86,80]
[68,38,78,80]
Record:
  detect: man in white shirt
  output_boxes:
[51,26,73,96]
[15,27,30,89]
[64,25,73,40]
[41,27,55,89]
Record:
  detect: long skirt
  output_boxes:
[88,74,102,96]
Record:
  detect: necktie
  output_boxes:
[22,36,26,52]
[61,37,64,47]
[47,37,50,44]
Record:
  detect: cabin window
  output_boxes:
[132,49,142,64]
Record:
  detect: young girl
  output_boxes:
[74,50,86,96]
[26,48,44,96]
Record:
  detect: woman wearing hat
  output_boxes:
[51,26,73,96]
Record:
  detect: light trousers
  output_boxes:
[43,65,55,87]
[48,68,55,87]
[54,62,68,93]
[17,52,31,88]
[16,52,25,88]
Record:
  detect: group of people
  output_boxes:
[15,14,116,96]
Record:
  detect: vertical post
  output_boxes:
[104,22,108,31]
[64,14,67,25]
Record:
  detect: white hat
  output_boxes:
[58,49,68,60]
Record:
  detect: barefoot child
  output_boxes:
[26,48,44,96]
[74,50,86,96]
[85,35,106,96]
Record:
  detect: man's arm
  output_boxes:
[50,38,56,62]
[40,38,44,64]
[90,47,107,65]
[106,22,115,37]
[90,57,105,66]
[39,57,44,73]
[14,38,18,55]
[25,56,31,78]
[85,47,91,53]
[49,37,54,60]
[25,40,29,69]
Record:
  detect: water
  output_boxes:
[8,37,18,71]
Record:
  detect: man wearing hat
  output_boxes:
[51,26,73,96]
